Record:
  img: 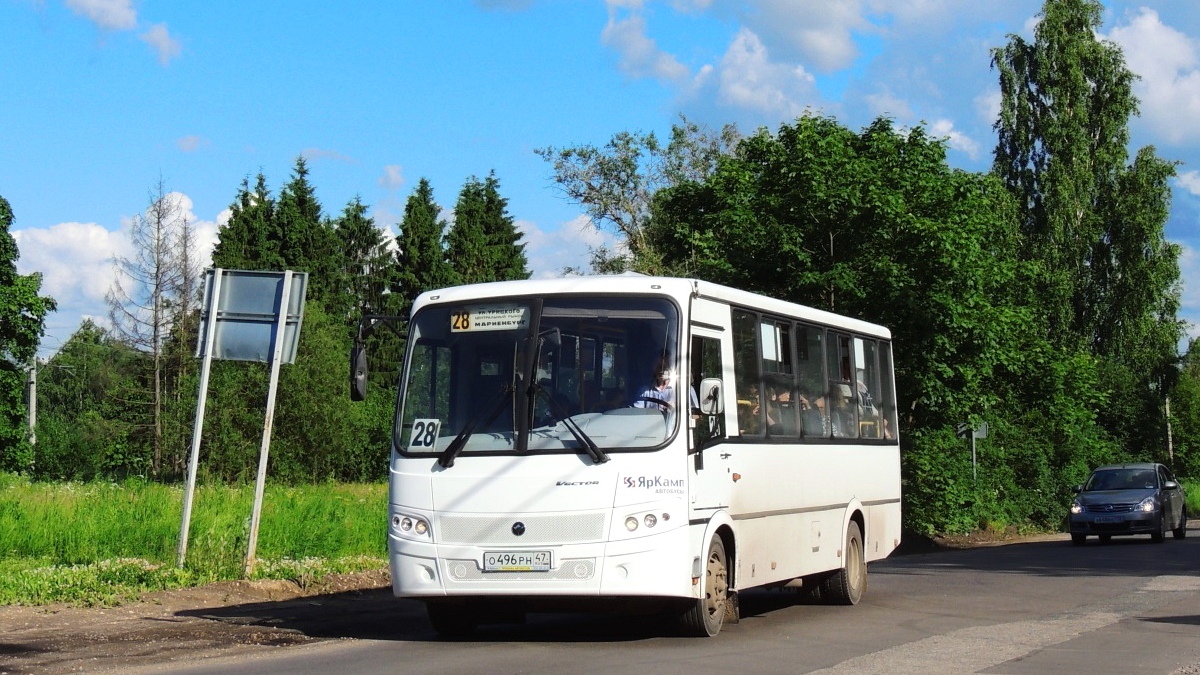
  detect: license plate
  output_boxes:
[1093,515,1120,524]
[483,550,552,572]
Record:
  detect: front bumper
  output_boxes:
[1069,512,1160,536]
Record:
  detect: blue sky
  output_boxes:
[4,0,1199,357]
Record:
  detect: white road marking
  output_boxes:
[807,575,1200,675]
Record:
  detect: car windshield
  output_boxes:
[1085,468,1158,491]
[394,295,682,458]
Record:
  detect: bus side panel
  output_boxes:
[725,443,899,589]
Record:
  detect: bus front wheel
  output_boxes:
[819,521,866,605]
[680,535,728,637]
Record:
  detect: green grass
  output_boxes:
[0,473,387,606]
[1185,479,1200,518]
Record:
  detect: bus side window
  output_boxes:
[691,335,725,447]
[796,324,828,439]
[732,310,761,437]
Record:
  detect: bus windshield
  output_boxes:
[395,295,682,459]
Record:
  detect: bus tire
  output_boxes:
[426,601,479,637]
[680,535,728,637]
[820,521,865,605]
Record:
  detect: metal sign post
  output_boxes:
[177,269,223,568]
[243,270,292,577]
[176,269,307,572]
[957,421,989,484]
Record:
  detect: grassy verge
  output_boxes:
[0,473,387,606]
[1185,479,1200,517]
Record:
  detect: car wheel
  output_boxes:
[1071,533,1086,546]
[1174,507,1188,539]
[1151,515,1166,543]
[680,535,728,637]
[819,521,866,605]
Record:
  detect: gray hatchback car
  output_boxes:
[1069,462,1187,545]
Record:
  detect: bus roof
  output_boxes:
[412,273,892,340]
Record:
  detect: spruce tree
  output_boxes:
[333,197,394,320]
[392,179,452,318]
[446,172,529,285]
[478,172,530,282]
[211,174,283,270]
[277,157,340,310]
[445,177,491,286]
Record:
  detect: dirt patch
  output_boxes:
[0,569,397,675]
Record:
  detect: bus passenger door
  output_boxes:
[688,304,734,516]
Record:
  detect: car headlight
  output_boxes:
[1138,497,1157,513]
[1070,500,1083,515]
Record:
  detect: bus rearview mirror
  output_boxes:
[699,378,723,416]
[350,345,369,401]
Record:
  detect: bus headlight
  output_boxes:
[392,512,432,541]
[618,508,674,538]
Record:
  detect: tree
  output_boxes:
[1172,340,1200,478]
[645,114,1109,531]
[211,174,282,271]
[445,172,530,286]
[537,115,739,272]
[33,320,144,480]
[992,0,1183,458]
[276,158,341,312]
[392,179,452,318]
[333,196,394,321]
[0,195,56,470]
[106,180,197,476]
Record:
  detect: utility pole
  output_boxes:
[25,360,36,446]
[1166,396,1174,466]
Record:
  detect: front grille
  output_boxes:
[1084,504,1135,513]
[444,558,597,581]
[438,512,606,545]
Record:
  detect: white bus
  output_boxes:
[353,274,901,636]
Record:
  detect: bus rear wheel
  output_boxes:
[680,535,728,637]
[819,521,866,605]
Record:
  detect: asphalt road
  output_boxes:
[120,530,1200,675]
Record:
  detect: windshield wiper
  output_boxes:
[534,385,609,464]
[437,386,514,469]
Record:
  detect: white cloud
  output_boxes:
[602,3,690,82]
[378,165,405,191]
[974,89,1001,128]
[66,0,136,31]
[1179,242,1200,345]
[1106,8,1200,144]
[703,0,869,73]
[712,28,816,119]
[1177,171,1200,197]
[928,118,981,160]
[176,135,207,153]
[518,214,614,278]
[864,90,913,119]
[140,23,181,65]
[12,192,220,357]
